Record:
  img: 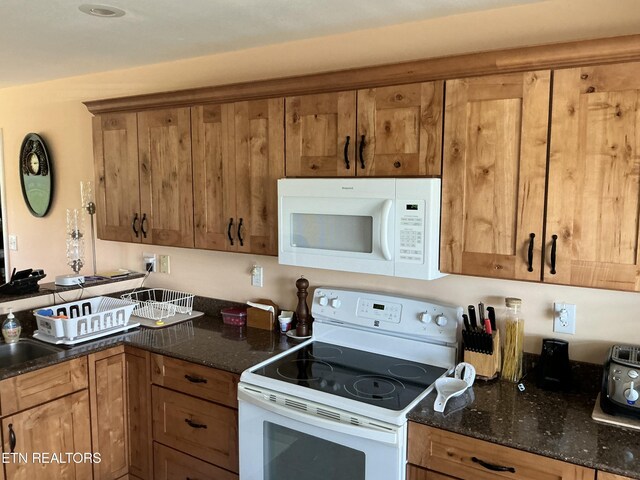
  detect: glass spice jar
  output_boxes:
[501,297,524,382]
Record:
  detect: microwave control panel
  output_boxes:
[397,200,425,264]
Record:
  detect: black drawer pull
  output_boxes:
[527,232,535,272]
[227,218,234,246]
[9,424,16,453]
[359,135,366,169]
[132,213,139,238]
[140,213,148,239]
[185,418,207,429]
[184,374,207,384]
[343,136,351,170]
[550,234,558,275]
[238,218,244,247]
[471,456,516,473]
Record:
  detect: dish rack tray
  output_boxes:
[121,288,194,320]
[34,296,137,341]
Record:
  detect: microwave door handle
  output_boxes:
[380,200,393,261]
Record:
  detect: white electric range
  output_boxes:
[238,287,460,480]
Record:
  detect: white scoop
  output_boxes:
[433,362,476,413]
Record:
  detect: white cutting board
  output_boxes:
[134,310,204,328]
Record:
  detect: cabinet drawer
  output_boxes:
[151,354,238,407]
[154,442,238,480]
[0,357,88,416]
[408,464,456,479]
[408,423,595,480]
[152,385,238,472]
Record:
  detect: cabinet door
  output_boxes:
[408,465,457,480]
[93,113,141,242]
[285,92,356,177]
[138,108,194,247]
[2,390,92,480]
[440,71,551,280]
[126,347,152,480]
[357,82,443,176]
[597,473,634,480]
[546,62,640,290]
[192,104,237,251]
[89,348,128,480]
[234,98,285,255]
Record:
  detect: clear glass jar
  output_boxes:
[501,297,524,382]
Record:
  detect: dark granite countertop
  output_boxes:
[408,370,640,479]
[0,295,296,381]
[1,294,638,478]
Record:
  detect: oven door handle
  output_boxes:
[380,199,393,261]
[238,386,399,445]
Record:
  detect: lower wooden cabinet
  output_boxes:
[1,390,92,480]
[408,464,456,479]
[597,474,635,480]
[154,442,238,480]
[125,347,153,480]
[408,423,595,480]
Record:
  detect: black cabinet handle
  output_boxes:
[527,233,535,272]
[343,136,351,170]
[140,213,148,239]
[8,424,15,453]
[184,418,207,429]
[184,374,207,384]
[359,135,366,169]
[227,218,234,246]
[550,234,558,275]
[471,456,516,473]
[238,218,244,247]
[132,213,139,238]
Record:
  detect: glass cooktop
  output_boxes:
[253,341,447,411]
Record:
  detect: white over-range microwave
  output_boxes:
[277,178,444,280]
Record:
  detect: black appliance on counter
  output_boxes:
[0,268,46,295]
[601,345,640,418]
[536,338,571,391]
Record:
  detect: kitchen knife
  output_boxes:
[478,302,485,327]
[462,314,471,332]
[468,305,478,331]
[487,306,496,331]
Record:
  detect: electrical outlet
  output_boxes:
[159,255,170,274]
[251,265,263,287]
[143,253,156,273]
[8,235,17,251]
[553,302,576,335]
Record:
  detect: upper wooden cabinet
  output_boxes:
[440,71,551,280]
[93,108,194,248]
[545,61,640,290]
[192,98,284,255]
[93,113,140,243]
[285,82,443,177]
[285,92,356,177]
[138,108,194,248]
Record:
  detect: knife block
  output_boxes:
[464,330,501,380]
[247,299,278,331]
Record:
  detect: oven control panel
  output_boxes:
[312,287,459,344]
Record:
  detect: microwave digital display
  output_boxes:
[406,204,418,211]
[373,303,385,310]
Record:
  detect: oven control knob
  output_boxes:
[419,312,432,323]
[624,382,639,404]
[330,298,342,309]
[629,370,639,379]
[318,295,329,307]
[435,314,447,327]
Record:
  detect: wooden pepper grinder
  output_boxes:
[295,277,312,337]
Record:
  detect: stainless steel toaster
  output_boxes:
[601,345,640,417]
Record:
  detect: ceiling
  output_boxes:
[0,0,543,88]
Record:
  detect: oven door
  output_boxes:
[238,385,405,480]
[278,178,395,276]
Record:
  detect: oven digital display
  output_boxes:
[406,204,419,210]
[373,303,385,310]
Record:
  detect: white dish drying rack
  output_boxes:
[33,296,139,345]
[121,288,194,321]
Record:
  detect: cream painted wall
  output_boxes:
[0,0,639,363]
